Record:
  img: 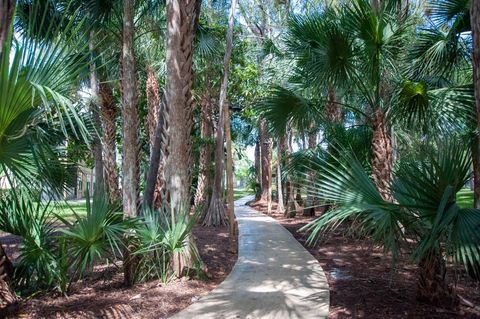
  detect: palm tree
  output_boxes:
[0,0,92,304]
[164,0,199,211]
[471,1,480,208]
[301,139,480,305]
[204,0,239,227]
[164,0,201,274]
[284,1,411,201]
[99,82,121,202]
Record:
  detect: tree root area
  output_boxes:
[250,200,480,319]
[1,224,237,318]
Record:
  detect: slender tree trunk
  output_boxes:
[144,95,166,210]
[0,1,16,308]
[99,83,121,203]
[145,66,166,209]
[303,125,317,216]
[371,109,394,202]
[193,81,214,211]
[165,0,202,275]
[146,66,161,151]
[471,0,480,209]
[205,0,237,227]
[417,250,457,307]
[285,132,300,217]
[89,31,104,196]
[121,0,140,286]
[0,0,15,61]
[259,120,272,214]
[276,137,285,214]
[254,141,262,200]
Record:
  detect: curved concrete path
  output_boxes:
[171,196,329,319]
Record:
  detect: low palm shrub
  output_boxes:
[0,190,67,293]
[132,205,200,283]
[58,190,128,279]
[301,138,480,306]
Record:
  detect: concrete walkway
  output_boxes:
[171,196,329,319]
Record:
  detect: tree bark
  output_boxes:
[259,120,272,214]
[145,66,166,209]
[285,132,300,217]
[193,81,214,211]
[204,0,237,227]
[417,250,457,307]
[371,109,394,202]
[276,137,285,214]
[0,0,15,61]
[144,95,166,210]
[99,83,121,203]
[303,125,317,216]
[165,0,202,275]
[121,0,140,286]
[471,0,480,209]
[254,141,262,200]
[165,0,199,211]
[89,31,104,196]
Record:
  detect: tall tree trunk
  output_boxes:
[471,0,480,209]
[165,0,198,211]
[165,0,202,275]
[0,1,18,308]
[371,109,394,202]
[144,95,166,210]
[0,0,15,61]
[276,137,285,214]
[146,66,161,151]
[303,125,317,216]
[193,81,214,211]
[259,120,272,214]
[145,66,166,209]
[254,141,262,200]
[121,0,140,286]
[417,250,457,306]
[285,132,300,217]
[89,31,104,196]
[99,83,121,203]
[205,0,237,227]
[225,102,235,234]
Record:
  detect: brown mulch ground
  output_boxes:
[2,224,237,319]
[250,200,480,319]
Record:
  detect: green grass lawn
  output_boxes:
[233,188,253,201]
[457,189,473,208]
[48,200,88,221]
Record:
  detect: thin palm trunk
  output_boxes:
[276,137,285,214]
[121,0,140,286]
[471,0,480,209]
[99,83,121,203]
[193,82,214,211]
[259,120,272,214]
[205,0,238,227]
[144,95,166,210]
[145,66,166,209]
[254,141,262,200]
[285,131,300,217]
[89,31,104,196]
[371,109,394,202]
[0,1,16,306]
[304,125,317,216]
